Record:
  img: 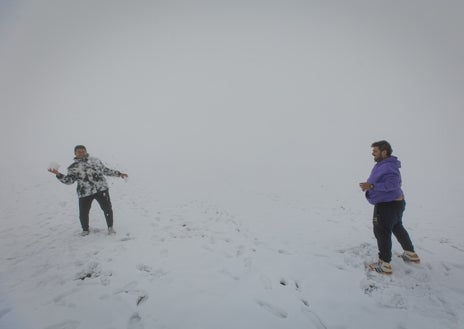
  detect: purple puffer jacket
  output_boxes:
[365,156,404,205]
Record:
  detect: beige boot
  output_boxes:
[368,260,393,274]
[401,250,420,263]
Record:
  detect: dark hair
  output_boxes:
[371,140,392,156]
[74,145,87,152]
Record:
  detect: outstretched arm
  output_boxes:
[48,168,62,175]
[95,158,128,179]
[48,168,76,184]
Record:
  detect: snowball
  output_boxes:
[48,161,60,170]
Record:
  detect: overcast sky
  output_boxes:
[1,0,463,205]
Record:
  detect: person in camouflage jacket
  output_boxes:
[49,145,128,236]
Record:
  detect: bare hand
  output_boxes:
[359,182,373,192]
[119,173,128,179]
[48,168,61,175]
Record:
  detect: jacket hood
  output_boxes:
[380,156,401,169]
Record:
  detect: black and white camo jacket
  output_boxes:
[57,155,121,198]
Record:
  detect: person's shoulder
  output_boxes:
[67,161,79,170]
[88,156,102,162]
[387,156,401,166]
[87,156,105,166]
[381,157,401,171]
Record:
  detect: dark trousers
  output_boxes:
[78,190,113,231]
[373,200,415,263]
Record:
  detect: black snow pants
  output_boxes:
[78,189,113,231]
[373,199,415,263]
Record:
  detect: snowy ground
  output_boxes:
[1,171,463,329]
[1,1,464,328]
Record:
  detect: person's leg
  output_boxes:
[94,189,113,228]
[392,200,415,252]
[78,195,93,232]
[373,203,394,263]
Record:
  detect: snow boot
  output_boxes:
[368,260,392,274]
[401,251,420,263]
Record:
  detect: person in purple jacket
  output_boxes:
[359,140,420,274]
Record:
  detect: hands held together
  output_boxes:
[359,182,373,192]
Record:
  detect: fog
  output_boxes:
[1,0,463,205]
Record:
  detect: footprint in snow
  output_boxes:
[255,300,288,318]
[136,295,148,306]
[0,307,12,319]
[115,281,149,306]
[278,278,311,309]
[42,320,80,329]
[120,233,135,242]
[127,312,144,329]
[75,262,100,281]
[280,278,301,291]
[136,264,152,273]
[136,264,168,280]
[277,249,292,255]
